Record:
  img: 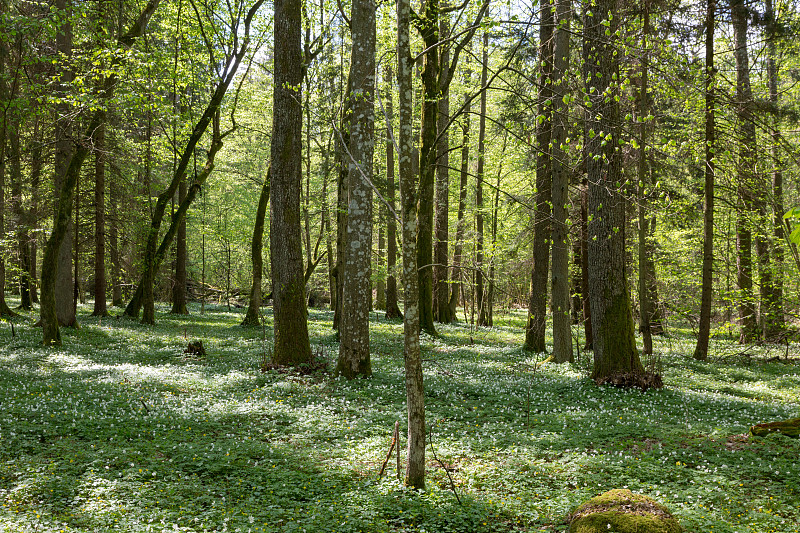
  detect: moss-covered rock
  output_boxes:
[750,417,800,438]
[567,489,682,533]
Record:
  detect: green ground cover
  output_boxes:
[1,301,798,532]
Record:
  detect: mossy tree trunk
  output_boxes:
[584,0,644,381]
[242,169,270,326]
[270,0,311,366]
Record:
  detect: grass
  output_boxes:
[1,299,799,532]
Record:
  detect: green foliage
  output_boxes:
[785,207,800,245]
[1,302,799,532]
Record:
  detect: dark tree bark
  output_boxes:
[242,169,270,326]
[433,9,452,324]
[694,0,716,361]
[271,0,311,366]
[332,73,350,331]
[764,0,785,340]
[54,0,77,327]
[731,0,757,344]
[91,121,108,316]
[637,2,653,356]
[398,0,425,489]
[170,176,188,315]
[414,0,441,336]
[337,0,376,379]
[584,0,644,381]
[525,0,554,352]
[448,68,470,320]
[475,32,488,328]
[384,65,403,320]
[109,166,123,307]
[550,0,573,363]
[0,36,15,317]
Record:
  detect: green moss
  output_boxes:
[750,417,800,438]
[569,489,682,533]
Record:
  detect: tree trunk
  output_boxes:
[433,10,451,324]
[694,0,716,361]
[332,73,351,331]
[525,0,554,352]
[449,69,471,320]
[637,2,652,356]
[28,119,42,305]
[109,166,123,307]
[242,169,270,326]
[550,0,573,363]
[476,32,488,328]
[0,39,14,317]
[398,0,425,489]
[384,65,403,320]
[271,0,311,366]
[731,0,757,344]
[91,121,108,316]
[764,0,785,340]
[585,0,644,381]
[414,0,440,336]
[170,176,188,314]
[54,0,77,327]
[580,176,593,349]
[337,0,376,379]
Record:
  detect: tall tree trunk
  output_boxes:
[525,0,554,352]
[109,166,123,307]
[448,68,471,320]
[0,37,14,317]
[580,177,592,348]
[28,119,42,305]
[585,0,644,381]
[91,121,108,316]
[550,0,573,363]
[764,0,785,340]
[433,9,451,324]
[694,0,716,360]
[476,32,488,328]
[332,73,350,331]
[384,65,403,319]
[243,170,270,326]
[337,0,376,379]
[54,0,77,327]
[11,123,31,310]
[414,0,441,336]
[398,0,425,489]
[637,2,653,356]
[271,0,311,366]
[731,0,757,344]
[487,134,504,327]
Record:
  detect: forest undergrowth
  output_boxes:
[0,301,798,532]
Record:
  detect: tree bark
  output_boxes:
[332,73,351,331]
[337,0,376,379]
[271,0,311,366]
[764,0,785,340]
[476,32,488,328]
[242,169,270,326]
[433,9,451,324]
[448,69,470,320]
[731,0,757,344]
[585,0,644,381]
[384,65,403,320]
[637,2,652,356]
[525,0,554,352]
[398,0,425,489]
[694,0,715,361]
[54,0,77,327]
[170,176,188,314]
[91,121,108,316]
[550,0,573,363]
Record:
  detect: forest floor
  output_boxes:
[0,300,799,533]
